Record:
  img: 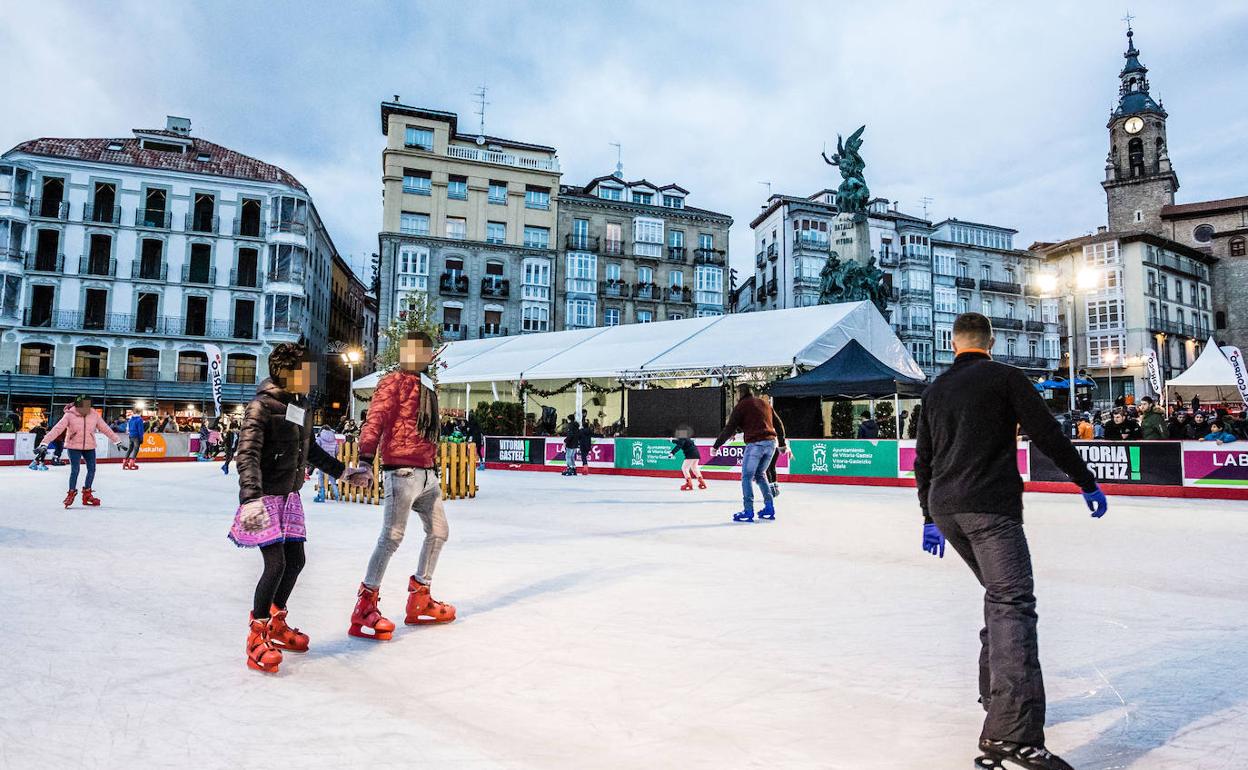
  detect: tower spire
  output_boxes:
[1112,17,1163,118]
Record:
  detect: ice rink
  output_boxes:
[1,462,1246,770]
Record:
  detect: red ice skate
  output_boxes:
[246,614,283,673]
[348,583,395,641]
[81,488,101,506]
[405,576,456,625]
[680,481,694,491]
[697,479,707,490]
[63,489,77,508]
[268,605,309,652]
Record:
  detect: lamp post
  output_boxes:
[1103,350,1117,409]
[340,349,362,421]
[1036,267,1099,434]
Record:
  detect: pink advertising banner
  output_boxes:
[897,440,1030,481]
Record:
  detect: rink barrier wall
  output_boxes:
[482,436,1248,501]
[315,439,478,504]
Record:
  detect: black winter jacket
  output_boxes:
[1103,418,1142,441]
[236,379,345,505]
[915,352,1096,522]
[669,437,700,459]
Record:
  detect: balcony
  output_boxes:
[633,243,662,263]
[755,250,766,269]
[602,239,624,256]
[270,219,308,235]
[25,252,65,273]
[230,268,261,289]
[481,277,510,298]
[439,272,469,296]
[634,283,657,301]
[997,355,1052,370]
[793,233,829,252]
[1024,320,1047,333]
[565,234,598,252]
[266,269,304,285]
[601,281,629,299]
[83,203,122,225]
[666,246,687,263]
[988,316,1024,331]
[666,286,692,304]
[29,198,69,220]
[694,248,726,266]
[3,247,27,263]
[755,285,767,302]
[135,208,172,229]
[19,310,254,339]
[79,256,118,277]
[1148,316,1201,338]
[898,322,932,336]
[1023,284,1043,297]
[185,214,219,234]
[899,288,929,302]
[444,144,559,172]
[232,218,264,239]
[479,324,508,339]
[135,263,168,282]
[1142,249,1209,281]
[182,264,218,285]
[979,279,1023,295]
[877,251,899,268]
[766,278,777,297]
[899,250,930,268]
[441,322,466,340]
[767,243,778,260]
[954,276,976,290]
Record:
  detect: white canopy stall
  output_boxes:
[1165,339,1247,405]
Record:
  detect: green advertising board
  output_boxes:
[614,438,687,471]
[787,439,899,478]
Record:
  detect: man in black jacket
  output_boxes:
[915,313,1106,770]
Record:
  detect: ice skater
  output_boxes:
[122,409,145,469]
[220,419,239,475]
[712,383,780,522]
[37,396,127,508]
[914,313,1107,770]
[669,429,705,490]
[312,424,341,502]
[348,330,456,641]
[229,341,368,674]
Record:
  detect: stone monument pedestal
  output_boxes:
[831,212,871,265]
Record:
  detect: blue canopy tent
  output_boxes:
[1035,376,1096,391]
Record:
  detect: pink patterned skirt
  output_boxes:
[228,493,306,548]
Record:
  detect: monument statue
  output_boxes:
[818,251,889,314]
[821,125,870,214]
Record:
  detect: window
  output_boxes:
[604,223,623,254]
[605,263,621,282]
[598,185,623,201]
[397,245,429,291]
[698,233,713,251]
[525,186,550,210]
[632,191,653,205]
[958,296,970,314]
[933,252,956,276]
[399,212,429,236]
[566,252,596,294]
[982,297,993,316]
[936,327,953,351]
[981,265,991,281]
[447,175,467,200]
[633,266,651,286]
[1200,286,1208,309]
[663,195,684,209]
[634,218,664,258]
[445,217,466,240]
[566,298,595,328]
[523,226,549,249]
[569,218,591,250]
[1083,241,1120,266]
[1193,224,1215,244]
[521,302,550,332]
[669,270,683,287]
[694,265,723,306]
[488,181,507,204]
[265,294,303,332]
[604,308,620,327]
[933,287,957,314]
[1231,238,1246,257]
[637,310,654,323]
[668,312,684,321]
[1086,298,1125,331]
[125,348,158,380]
[227,354,257,384]
[523,258,551,301]
[486,221,506,244]
[669,230,684,248]
[404,126,433,150]
[177,351,208,382]
[267,244,307,283]
[402,170,431,195]
[1087,334,1126,367]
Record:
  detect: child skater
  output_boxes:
[38,395,127,507]
[669,427,705,490]
[347,330,455,641]
[229,340,369,673]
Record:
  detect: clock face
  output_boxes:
[1124,117,1145,134]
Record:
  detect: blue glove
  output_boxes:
[922,522,945,558]
[1082,485,1108,518]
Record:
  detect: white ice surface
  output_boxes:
[1,464,1246,770]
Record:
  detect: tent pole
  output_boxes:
[894,393,900,438]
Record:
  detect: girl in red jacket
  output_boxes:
[40,396,126,507]
[348,331,455,640]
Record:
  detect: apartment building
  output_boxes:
[376,101,561,344]
[0,116,352,425]
[556,173,731,328]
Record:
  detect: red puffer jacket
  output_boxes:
[358,370,438,469]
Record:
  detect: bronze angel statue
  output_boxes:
[821,125,870,214]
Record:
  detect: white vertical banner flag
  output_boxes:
[204,343,224,417]
[1144,349,1164,398]
[491,381,499,402]
[575,382,584,421]
[1220,346,1248,406]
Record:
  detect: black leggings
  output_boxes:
[253,541,306,618]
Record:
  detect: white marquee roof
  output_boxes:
[354,301,923,393]
[1165,340,1245,402]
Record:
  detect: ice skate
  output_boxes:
[221,463,229,475]
[246,614,283,674]
[63,489,78,508]
[769,482,781,498]
[697,479,707,489]
[81,488,101,506]
[313,490,325,503]
[28,460,40,471]
[267,605,309,652]
[38,463,49,471]
[975,740,1074,770]
[758,502,776,521]
[733,509,755,522]
[405,577,456,625]
[680,481,694,491]
[348,583,395,641]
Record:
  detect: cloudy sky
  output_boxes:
[4,1,1246,280]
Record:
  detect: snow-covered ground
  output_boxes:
[1,462,1246,770]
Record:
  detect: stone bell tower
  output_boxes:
[1102,25,1179,234]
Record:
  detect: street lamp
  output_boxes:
[1103,350,1117,408]
[340,348,362,422]
[1035,267,1099,429]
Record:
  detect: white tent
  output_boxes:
[353,301,922,396]
[1165,339,1246,404]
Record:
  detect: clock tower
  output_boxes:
[1102,26,1179,233]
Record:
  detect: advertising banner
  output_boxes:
[546,438,616,468]
[1030,441,1183,486]
[1219,346,1248,406]
[613,438,686,471]
[137,433,169,459]
[787,439,898,478]
[1144,349,1164,397]
[484,436,546,465]
[1182,443,1248,488]
[702,441,790,471]
[897,440,1029,480]
[204,343,224,417]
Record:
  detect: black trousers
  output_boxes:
[931,512,1046,746]
[253,541,306,618]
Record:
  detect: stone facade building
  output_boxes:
[0,116,359,426]
[376,101,561,345]
[1159,197,1248,352]
[556,173,731,328]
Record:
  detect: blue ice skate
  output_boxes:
[758,502,776,521]
[733,509,755,522]
[27,460,39,471]
[313,491,326,503]
[221,463,229,475]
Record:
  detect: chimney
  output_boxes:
[1096,225,1108,234]
[166,116,192,136]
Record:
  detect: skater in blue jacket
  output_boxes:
[123,410,145,470]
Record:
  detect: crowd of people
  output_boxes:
[1063,395,1243,444]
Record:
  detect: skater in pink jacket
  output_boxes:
[40,396,126,507]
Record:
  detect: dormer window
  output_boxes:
[632,192,653,205]
[106,142,124,152]
[141,140,185,153]
[662,195,684,209]
[598,186,623,201]
[196,152,211,162]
